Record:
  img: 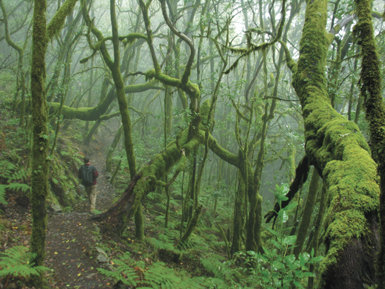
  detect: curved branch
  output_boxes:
[225,0,286,74]
[145,69,199,98]
[0,0,23,54]
[138,0,160,73]
[160,0,195,84]
[80,0,113,68]
[48,81,161,120]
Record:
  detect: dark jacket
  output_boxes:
[78,163,99,186]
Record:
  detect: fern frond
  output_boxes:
[9,168,29,182]
[98,267,138,287]
[98,253,139,286]
[0,184,8,204]
[144,262,175,289]
[0,246,49,279]
[6,183,30,193]
[0,160,16,180]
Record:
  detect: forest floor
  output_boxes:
[44,150,119,289]
[1,148,124,289]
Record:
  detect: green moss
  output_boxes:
[289,0,380,283]
[46,0,78,40]
[145,70,200,99]
[354,0,385,285]
[321,210,367,271]
[319,147,379,274]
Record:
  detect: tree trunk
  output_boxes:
[30,1,49,278]
[294,168,320,256]
[353,0,385,285]
[287,0,379,287]
[30,0,79,284]
[109,0,142,241]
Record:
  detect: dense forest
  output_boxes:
[0,0,384,288]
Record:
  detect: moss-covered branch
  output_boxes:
[48,80,160,120]
[93,118,240,233]
[202,131,241,168]
[138,0,160,73]
[145,70,199,99]
[289,0,379,286]
[279,40,297,74]
[47,0,78,40]
[93,131,201,234]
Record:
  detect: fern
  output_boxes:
[192,276,229,289]
[143,262,178,289]
[147,236,176,252]
[98,254,205,288]
[0,160,16,180]
[200,256,226,279]
[6,183,30,193]
[97,252,138,286]
[0,182,31,204]
[0,246,49,280]
[97,263,138,287]
[8,168,29,182]
[0,185,8,205]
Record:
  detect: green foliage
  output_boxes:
[232,189,323,289]
[0,159,31,204]
[0,186,7,205]
[97,253,138,287]
[0,246,49,282]
[98,253,204,288]
[5,183,30,193]
[147,235,176,252]
[234,246,321,289]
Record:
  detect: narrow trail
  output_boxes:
[45,151,118,289]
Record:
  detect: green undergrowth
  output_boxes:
[0,246,50,288]
[0,98,87,212]
[96,181,323,288]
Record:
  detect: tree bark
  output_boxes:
[30,0,49,274]
[286,0,379,287]
[353,0,385,286]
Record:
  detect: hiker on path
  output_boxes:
[78,157,99,212]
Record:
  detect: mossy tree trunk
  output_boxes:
[109,0,143,241]
[30,0,49,273]
[231,170,247,254]
[30,0,79,284]
[81,0,145,240]
[284,0,380,287]
[294,168,320,257]
[353,0,385,285]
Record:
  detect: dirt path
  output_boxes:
[45,153,117,289]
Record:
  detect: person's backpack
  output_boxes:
[80,165,95,186]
